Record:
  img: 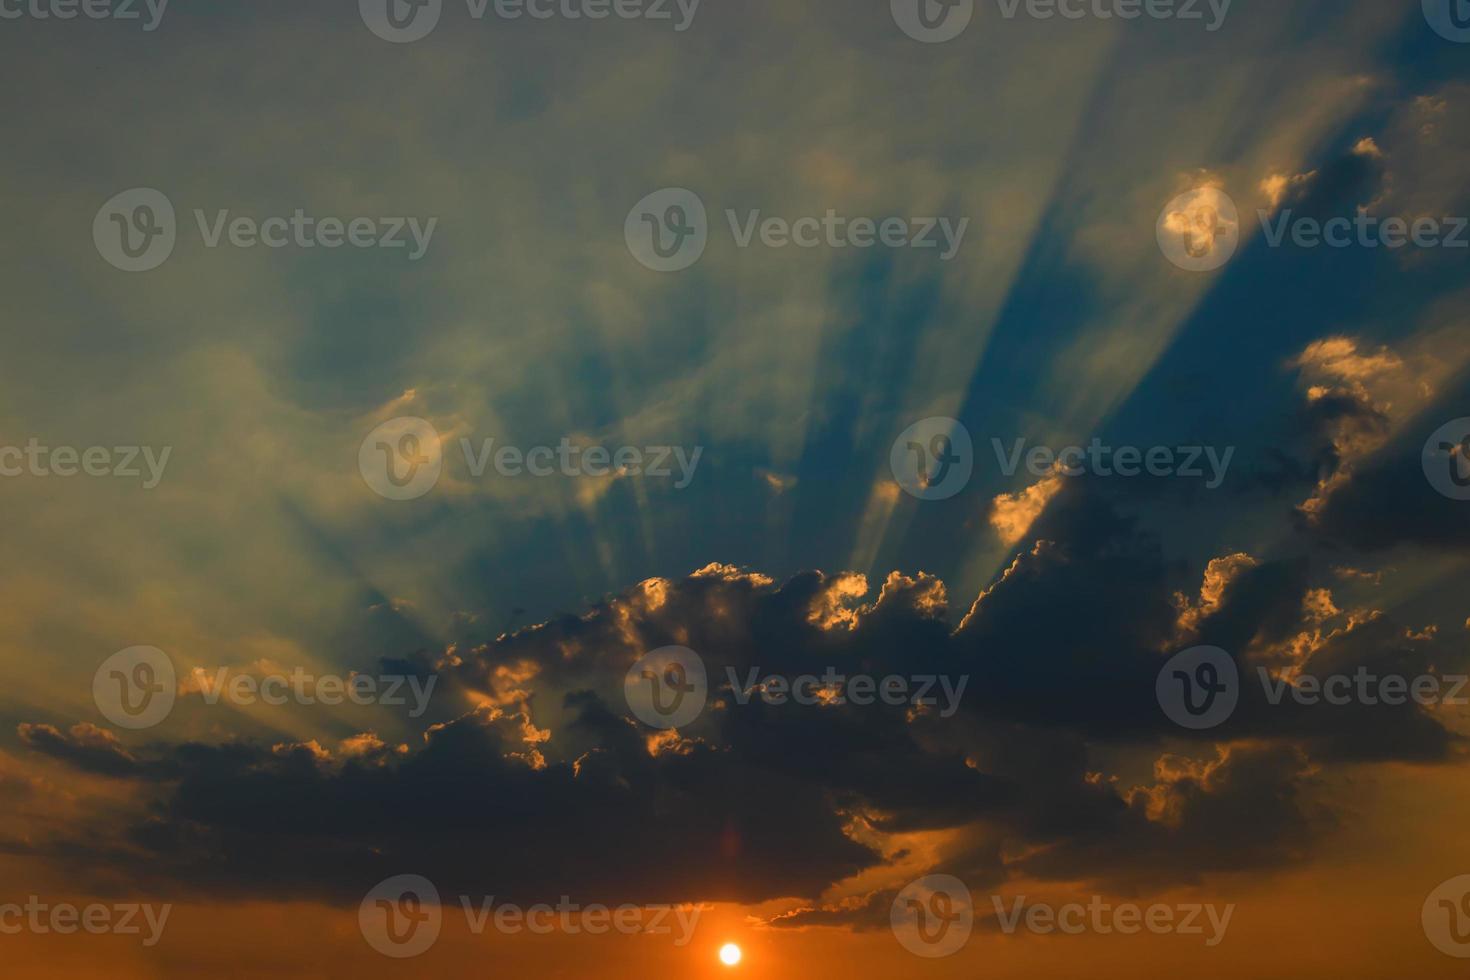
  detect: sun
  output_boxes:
[718,942,743,967]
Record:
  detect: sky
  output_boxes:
[1,0,1469,976]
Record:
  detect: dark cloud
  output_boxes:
[18,473,1465,911]
[1273,144,1389,219]
[1289,346,1470,552]
[18,723,143,779]
[1305,431,1470,550]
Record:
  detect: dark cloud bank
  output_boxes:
[15,470,1467,922]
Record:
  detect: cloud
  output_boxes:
[1260,171,1318,209]
[17,723,142,778]
[0,5,1464,942]
[1290,331,1470,530]
[989,472,1065,547]
[19,480,1465,908]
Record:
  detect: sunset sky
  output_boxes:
[2,0,1470,976]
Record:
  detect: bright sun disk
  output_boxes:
[719,942,742,966]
